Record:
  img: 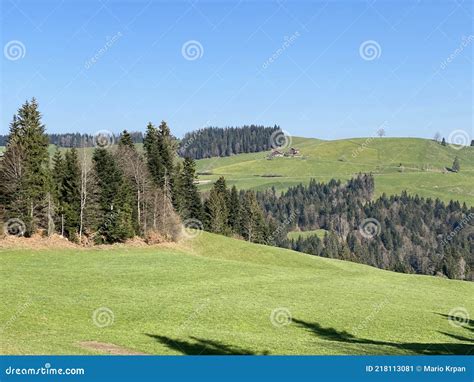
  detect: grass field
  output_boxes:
[195,137,474,205]
[1,232,472,355]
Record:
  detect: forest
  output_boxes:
[178,125,281,159]
[1,99,472,280]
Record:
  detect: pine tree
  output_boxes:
[177,157,202,220]
[204,177,229,234]
[228,185,241,233]
[0,99,50,235]
[452,156,460,172]
[441,137,447,146]
[119,130,134,147]
[60,148,81,240]
[144,122,164,186]
[240,190,266,243]
[93,148,134,243]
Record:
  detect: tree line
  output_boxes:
[178,125,281,159]
[0,99,201,244]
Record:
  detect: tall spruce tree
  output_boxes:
[93,148,134,243]
[177,157,202,220]
[0,99,50,235]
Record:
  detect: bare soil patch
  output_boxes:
[78,341,146,355]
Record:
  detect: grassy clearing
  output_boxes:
[195,137,474,205]
[1,232,472,355]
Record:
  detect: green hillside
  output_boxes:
[1,232,472,355]
[195,137,474,205]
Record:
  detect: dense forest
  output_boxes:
[178,125,281,159]
[1,99,472,281]
[255,177,473,280]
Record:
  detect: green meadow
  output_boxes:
[195,137,474,205]
[1,232,472,355]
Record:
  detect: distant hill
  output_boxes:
[195,137,474,205]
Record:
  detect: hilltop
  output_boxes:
[195,137,474,205]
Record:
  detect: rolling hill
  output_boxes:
[1,232,472,355]
[195,137,474,205]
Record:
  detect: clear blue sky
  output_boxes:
[1,0,473,140]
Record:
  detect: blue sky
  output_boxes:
[1,0,473,140]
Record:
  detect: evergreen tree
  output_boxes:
[441,137,447,146]
[228,185,241,233]
[119,130,134,147]
[240,190,266,243]
[177,157,202,220]
[93,148,134,243]
[59,148,81,240]
[204,177,229,234]
[143,122,164,186]
[452,156,460,172]
[0,98,50,235]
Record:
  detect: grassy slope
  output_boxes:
[195,137,474,205]
[1,232,472,355]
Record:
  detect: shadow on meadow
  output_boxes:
[145,334,268,355]
[292,318,473,355]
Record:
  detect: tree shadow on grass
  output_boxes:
[435,313,474,334]
[145,334,266,355]
[292,318,473,355]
